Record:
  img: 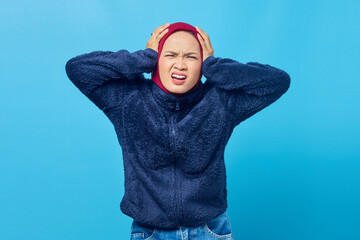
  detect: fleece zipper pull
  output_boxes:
[175,101,180,111]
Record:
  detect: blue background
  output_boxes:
[1,0,359,239]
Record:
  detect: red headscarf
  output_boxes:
[151,22,204,97]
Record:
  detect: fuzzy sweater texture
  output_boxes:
[65,48,291,229]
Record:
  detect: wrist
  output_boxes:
[146,47,158,54]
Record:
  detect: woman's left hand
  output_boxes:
[195,26,214,62]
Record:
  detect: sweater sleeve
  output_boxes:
[65,48,158,111]
[202,56,291,127]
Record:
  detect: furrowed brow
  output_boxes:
[165,51,198,56]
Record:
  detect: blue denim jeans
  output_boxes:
[130,211,234,240]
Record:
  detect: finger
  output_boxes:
[196,34,208,61]
[154,27,169,40]
[196,27,208,44]
[154,23,169,31]
[197,32,205,43]
[153,23,170,35]
[197,33,207,50]
[157,28,169,40]
[196,26,212,48]
[195,26,209,38]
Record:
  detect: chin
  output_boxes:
[168,86,189,94]
[162,81,188,94]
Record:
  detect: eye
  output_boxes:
[188,56,197,59]
[165,54,175,57]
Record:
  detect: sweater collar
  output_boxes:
[151,80,204,111]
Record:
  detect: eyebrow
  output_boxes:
[165,51,199,56]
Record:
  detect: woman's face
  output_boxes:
[158,31,202,94]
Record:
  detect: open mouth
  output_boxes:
[171,73,187,85]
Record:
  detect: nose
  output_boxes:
[174,58,187,70]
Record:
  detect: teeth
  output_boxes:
[172,74,186,79]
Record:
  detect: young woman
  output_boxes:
[65,22,290,240]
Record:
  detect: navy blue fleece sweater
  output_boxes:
[65,48,290,229]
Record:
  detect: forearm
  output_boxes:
[202,56,290,98]
[65,48,158,90]
[64,48,158,111]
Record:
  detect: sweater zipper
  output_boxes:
[172,100,181,225]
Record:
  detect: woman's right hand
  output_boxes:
[146,23,170,53]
